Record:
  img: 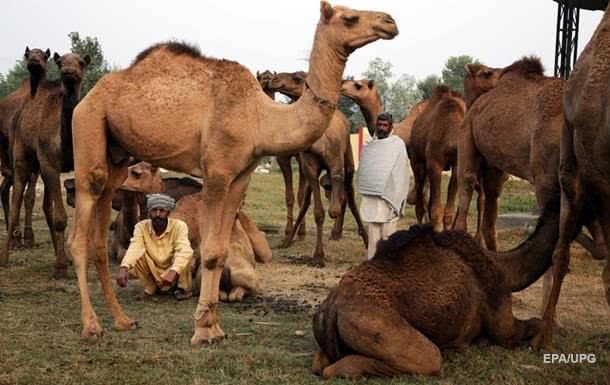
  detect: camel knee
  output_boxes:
[87,168,109,197]
[202,250,228,270]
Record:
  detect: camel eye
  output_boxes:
[354,83,362,90]
[342,15,359,26]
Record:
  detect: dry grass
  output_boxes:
[0,171,608,385]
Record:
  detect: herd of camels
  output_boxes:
[0,1,609,379]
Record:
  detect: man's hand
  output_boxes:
[161,269,179,288]
[116,266,130,288]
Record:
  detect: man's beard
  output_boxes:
[152,217,168,232]
[377,130,390,139]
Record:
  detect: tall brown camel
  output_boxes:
[0,47,50,248]
[409,85,465,232]
[256,70,307,240]
[269,71,368,266]
[531,6,610,350]
[67,2,398,344]
[0,52,90,274]
[312,197,561,379]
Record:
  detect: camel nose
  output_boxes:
[383,15,396,25]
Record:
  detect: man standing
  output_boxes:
[357,112,410,259]
[116,193,194,300]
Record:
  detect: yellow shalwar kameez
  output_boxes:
[120,218,194,295]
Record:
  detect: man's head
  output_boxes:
[376,112,393,139]
[147,193,175,232]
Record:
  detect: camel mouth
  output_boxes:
[61,73,83,84]
[373,25,399,40]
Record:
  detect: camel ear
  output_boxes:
[83,54,91,66]
[482,69,493,78]
[465,63,475,76]
[320,1,334,22]
[256,70,260,78]
[368,79,375,89]
[53,52,61,66]
[24,46,30,58]
[44,49,51,60]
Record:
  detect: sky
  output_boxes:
[0,1,605,81]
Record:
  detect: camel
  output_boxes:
[172,194,272,302]
[403,85,465,232]
[256,70,308,240]
[0,47,50,249]
[531,6,610,350]
[0,52,90,274]
[312,197,562,379]
[67,1,398,344]
[268,71,368,265]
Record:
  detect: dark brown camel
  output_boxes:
[269,71,368,266]
[0,47,50,248]
[409,85,465,232]
[0,52,90,275]
[312,197,562,379]
[256,70,307,240]
[531,6,610,350]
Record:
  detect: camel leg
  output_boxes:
[454,115,480,232]
[0,175,11,231]
[577,219,608,260]
[277,155,295,240]
[281,184,312,248]
[426,160,444,232]
[302,154,325,266]
[531,119,583,351]
[22,172,38,248]
[412,162,427,224]
[38,160,69,276]
[473,180,485,245]
[295,155,307,238]
[481,166,507,251]
[344,159,368,247]
[321,305,441,379]
[483,297,543,348]
[330,197,346,240]
[0,155,32,265]
[93,164,137,331]
[192,164,255,345]
[443,166,458,230]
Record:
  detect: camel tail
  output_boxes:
[312,290,343,363]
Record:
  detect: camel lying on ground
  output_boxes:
[257,70,307,241]
[268,70,368,266]
[0,47,50,249]
[0,52,90,276]
[532,6,610,350]
[67,2,397,344]
[313,197,562,379]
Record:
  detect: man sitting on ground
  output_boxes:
[116,193,194,300]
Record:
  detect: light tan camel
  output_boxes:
[173,194,272,302]
[256,70,307,240]
[268,71,368,266]
[67,2,397,344]
[531,7,610,350]
[0,52,90,275]
[0,47,50,249]
[312,199,561,379]
[408,85,465,232]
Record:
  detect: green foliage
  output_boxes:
[416,74,442,100]
[0,59,29,99]
[337,75,365,133]
[442,55,480,95]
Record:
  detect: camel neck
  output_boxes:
[489,199,563,292]
[358,95,382,136]
[60,82,82,171]
[29,69,46,97]
[256,22,347,156]
[121,191,141,241]
[263,89,274,99]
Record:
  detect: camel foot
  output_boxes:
[329,232,342,241]
[51,266,68,280]
[218,290,228,302]
[191,302,226,345]
[113,316,138,331]
[228,287,246,302]
[279,238,292,249]
[81,321,105,341]
[443,215,454,230]
[530,328,553,351]
[23,229,34,248]
[311,257,325,268]
[312,350,331,375]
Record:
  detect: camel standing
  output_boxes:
[532,6,610,349]
[256,70,307,241]
[0,47,50,249]
[406,85,465,232]
[313,199,561,379]
[67,2,398,344]
[0,52,90,275]
[268,71,368,265]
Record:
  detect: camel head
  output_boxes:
[24,46,51,75]
[53,52,90,86]
[120,162,164,194]
[317,1,398,55]
[268,71,307,99]
[463,63,501,108]
[256,70,275,90]
[340,79,378,104]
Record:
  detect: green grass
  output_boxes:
[0,171,607,385]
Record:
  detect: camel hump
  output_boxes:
[131,40,239,67]
[501,56,545,79]
[374,224,433,260]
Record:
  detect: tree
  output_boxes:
[416,74,442,100]
[362,57,393,107]
[441,55,480,95]
[386,74,421,122]
[67,32,110,96]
